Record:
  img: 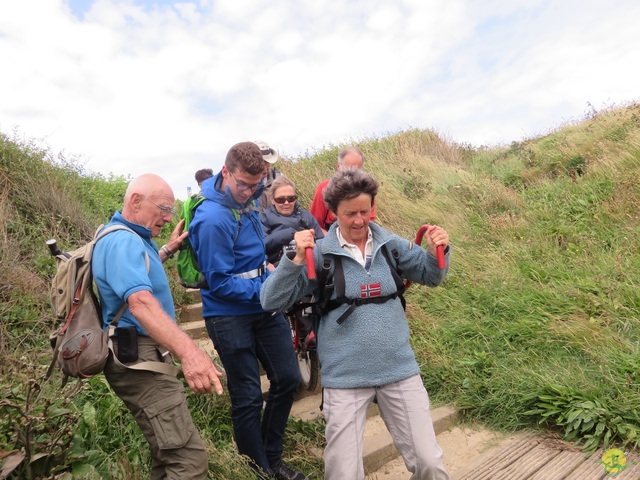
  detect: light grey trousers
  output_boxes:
[323,374,450,480]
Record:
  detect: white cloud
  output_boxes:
[0,0,638,199]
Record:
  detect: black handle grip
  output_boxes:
[46,239,62,257]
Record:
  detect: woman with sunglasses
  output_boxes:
[260,175,324,266]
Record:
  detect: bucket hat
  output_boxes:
[254,140,279,164]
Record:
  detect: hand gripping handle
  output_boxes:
[405,224,446,289]
[416,225,446,269]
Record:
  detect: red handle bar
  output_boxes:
[405,225,446,289]
[416,225,446,269]
[305,247,316,279]
[305,225,445,282]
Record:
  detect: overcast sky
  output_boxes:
[1,0,638,199]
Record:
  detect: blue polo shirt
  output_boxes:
[92,211,176,336]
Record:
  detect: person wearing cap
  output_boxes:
[254,140,281,211]
[309,146,376,235]
[189,142,307,480]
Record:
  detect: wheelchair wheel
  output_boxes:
[296,345,320,394]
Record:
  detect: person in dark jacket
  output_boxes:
[260,175,324,265]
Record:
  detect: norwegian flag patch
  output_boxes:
[361,283,382,298]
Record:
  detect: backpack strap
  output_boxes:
[105,330,182,377]
[230,204,258,242]
[381,246,406,310]
[308,255,333,316]
[323,243,406,325]
[99,225,180,377]
[331,257,355,325]
[97,223,150,328]
[97,224,151,272]
[284,254,332,320]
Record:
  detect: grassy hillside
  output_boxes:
[282,104,640,452]
[1,103,639,477]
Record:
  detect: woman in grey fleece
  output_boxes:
[260,168,451,480]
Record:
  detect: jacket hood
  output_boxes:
[201,170,265,209]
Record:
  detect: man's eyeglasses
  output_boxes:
[142,195,176,216]
[273,196,298,204]
[229,170,262,193]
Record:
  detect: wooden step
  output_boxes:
[183,302,460,476]
[181,319,208,340]
[362,405,458,474]
[179,303,203,324]
[184,288,201,303]
[194,336,215,356]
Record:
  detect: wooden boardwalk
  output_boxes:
[459,434,640,480]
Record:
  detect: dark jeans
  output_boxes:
[205,311,299,473]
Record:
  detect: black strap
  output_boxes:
[381,247,406,310]
[329,291,403,325]
[326,244,406,324]
[316,257,333,307]
[333,256,345,300]
[290,244,406,327]
[285,257,332,319]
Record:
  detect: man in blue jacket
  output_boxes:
[189,142,305,480]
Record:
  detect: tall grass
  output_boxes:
[279,104,640,453]
[0,132,324,479]
[2,103,640,477]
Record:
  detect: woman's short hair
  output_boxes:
[268,175,296,200]
[323,167,378,214]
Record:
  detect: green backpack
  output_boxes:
[177,194,208,288]
[176,195,248,289]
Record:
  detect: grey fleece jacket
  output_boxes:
[260,222,449,389]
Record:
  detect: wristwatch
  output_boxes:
[161,245,174,259]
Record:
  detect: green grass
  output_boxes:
[2,102,640,477]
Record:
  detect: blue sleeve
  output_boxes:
[260,255,316,312]
[191,205,265,303]
[393,236,450,286]
[100,231,152,301]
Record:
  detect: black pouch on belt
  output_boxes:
[117,326,139,363]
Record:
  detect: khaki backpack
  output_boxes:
[46,225,180,383]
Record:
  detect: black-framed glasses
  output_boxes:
[142,195,176,216]
[273,195,298,204]
[229,170,262,192]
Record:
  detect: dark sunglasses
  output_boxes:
[273,195,298,204]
